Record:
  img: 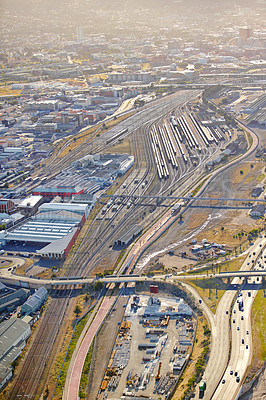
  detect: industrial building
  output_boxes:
[0,285,29,313]
[0,317,31,390]
[17,195,43,215]
[113,224,143,248]
[250,204,266,217]
[32,184,84,199]
[32,153,134,202]
[1,203,89,259]
[142,296,193,319]
[73,153,134,177]
[0,199,15,214]
[21,287,48,315]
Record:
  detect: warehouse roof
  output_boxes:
[22,287,47,312]
[39,203,88,217]
[37,228,79,256]
[5,219,78,243]
[0,318,30,360]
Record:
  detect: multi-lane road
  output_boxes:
[2,89,264,400]
[192,235,266,400]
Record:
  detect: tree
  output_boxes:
[93,281,103,291]
[74,305,81,317]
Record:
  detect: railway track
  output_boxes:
[6,90,217,399]
[7,289,72,400]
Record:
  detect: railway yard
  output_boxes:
[0,87,264,400]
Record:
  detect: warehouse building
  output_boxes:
[143,296,192,319]
[0,199,15,214]
[250,204,266,217]
[32,184,84,199]
[73,153,134,178]
[21,287,48,315]
[0,317,31,390]
[0,286,29,313]
[113,224,143,248]
[2,203,88,259]
[17,195,43,216]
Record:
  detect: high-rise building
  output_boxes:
[239,27,253,42]
[76,26,84,43]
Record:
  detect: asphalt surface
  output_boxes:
[192,236,266,400]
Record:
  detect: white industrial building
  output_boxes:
[17,195,43,215]
[21,287,48,315]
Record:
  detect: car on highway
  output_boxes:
[233,319,235,323]
[246,330,249,334]
[230,370,233,375]
[233,310,236,314]
[242,339,244,344]
[235,371,238,376]
[237,326,240,330]
[226,310,228,314]
[246,344,248,349]
[222,379,225,384]
[241,316,244,320]
[236,376,240,383]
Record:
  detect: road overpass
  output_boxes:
[102,194,266,204]
[0,270,265,289]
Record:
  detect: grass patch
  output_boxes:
[191,178,208,197]
[172,316,210,400]
[15,258,34,275]
[185,278,226,314]
[231,164,251,184]
[105,138,131,154]
[0,85,22,97]
[79,339,95,399]
[0,260,12,268]
[256,173,265,182]
[56,113,134,160]
[246,131,253,147]
[245,175,256,183]
[251,290,266,367]
[54,311,92,397]
[186,255,246,276]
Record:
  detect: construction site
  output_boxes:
[98,292,196,400]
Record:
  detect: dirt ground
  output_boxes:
[140,155,265,274]
[86,294,128,400]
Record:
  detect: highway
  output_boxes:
[192,235,266,400]
[2,89,263,400]
[211,252,265,400]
